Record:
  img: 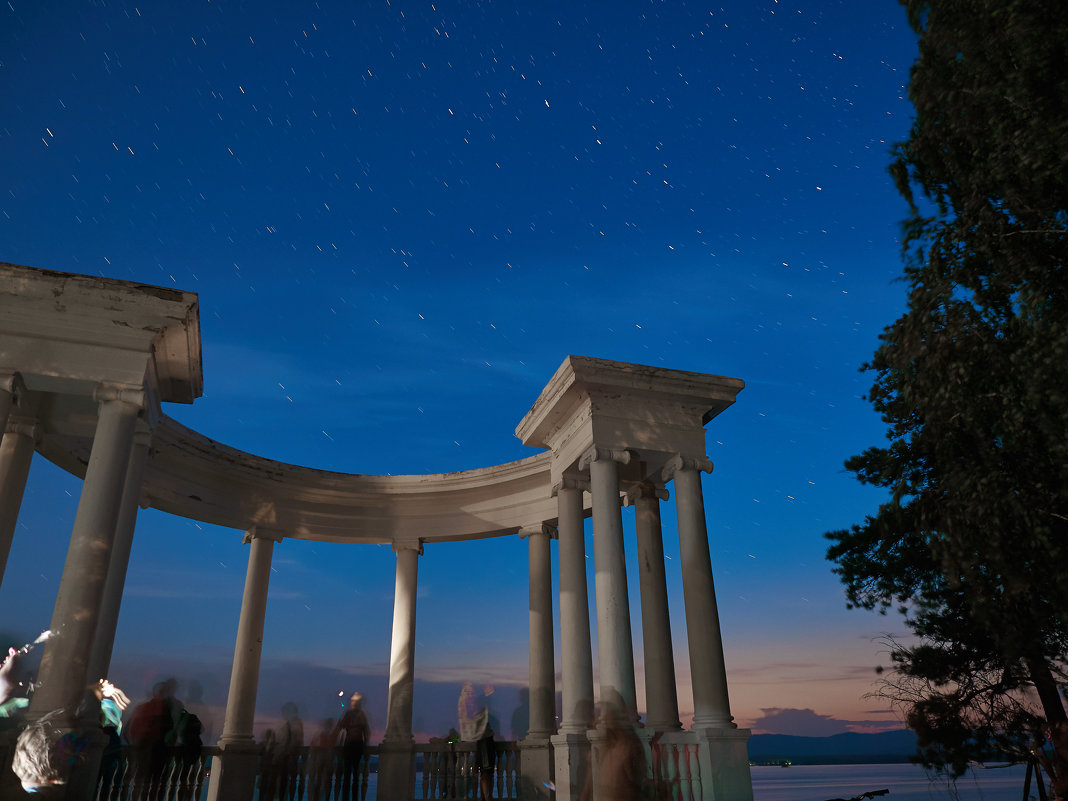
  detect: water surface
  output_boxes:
[752,763,1034,801]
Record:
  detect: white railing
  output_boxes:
[85,741,520,801]
[416,740,519,800]
[2,736,524,800]
[93,744,375,801]
[649,735,703,801]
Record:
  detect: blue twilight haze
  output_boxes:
[1,0,918,739]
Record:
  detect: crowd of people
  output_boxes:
[0,641,207,799]
[258,692,369,801]
[3,636,651,801]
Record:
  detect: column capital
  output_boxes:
[392,538,423,555]
[4,419,39,441]
[577,446,632,472]
[661,454,714,481]
[552,475,590,495]
[623,482,669,507]
[243,528,284,545]
[518,523,556,540]
[93,382,146,409]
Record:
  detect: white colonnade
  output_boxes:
[515,355,755,801]
[0,263,753,801]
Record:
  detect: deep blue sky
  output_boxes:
[1,0,918,739]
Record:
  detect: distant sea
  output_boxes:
[325,762,1035,801]
[752,762,1034,801]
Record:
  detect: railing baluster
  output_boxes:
[92,740,535,801]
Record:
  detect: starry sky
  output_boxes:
[1,0,919,741]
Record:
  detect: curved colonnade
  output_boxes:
[0,262,753,801]
[144,416,560,545]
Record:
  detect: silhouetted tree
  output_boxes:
[826,0,1068,794]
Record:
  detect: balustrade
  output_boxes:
[0,735,523,801]
[1,712,728,801]
[91,744,374,801]
[648,734,703,801]
[416,740,519,800]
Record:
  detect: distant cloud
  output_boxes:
[749,707,902,736]
[109,653,535,743]
[731,660,882,684]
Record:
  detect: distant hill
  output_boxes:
[748,730,919,765]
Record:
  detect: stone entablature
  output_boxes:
[29,413,563,544]
[0,261,201,404]
[141,420,561,543]
[516,354,744,486]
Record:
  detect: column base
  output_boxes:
[517,737,553,801]
[549,732,590,801]
[649,728,752,801]
[205,738,262,801]
[643,718,684,734]
[378,738,415,801]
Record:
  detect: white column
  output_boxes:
[0,420,36,588]
[207,528,283,801]
[384,539,421,742]
[85,429,152,684]
[555,479,594,734]
[218,529,283,745]
[379,540,422,801]
[630,482,682,731]
[666,455,734,729]
[521,523,556,739]
[581,446,638,721]
[551,479,594,801]
[30,385,141,720]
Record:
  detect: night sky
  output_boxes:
[1,1,918,740]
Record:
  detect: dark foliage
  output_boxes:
[826,0,1068,793]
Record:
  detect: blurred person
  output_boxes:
[181,679,215,746]
[259,728,279,801]
[277,701,304,801]
[510,688,530,742]
[333,692,369,801]
[430,727,462,799]
[307,717,337,801]
[127,678,181,800]
[13,679,131,799]
[0,646,21,702]
[94,679,130,801]
[11,708,73,797]
[174,706,205,801]
[0,645,30,721]
[1,631,51,721]
[458,681,497,801]
[580,697,647,801]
